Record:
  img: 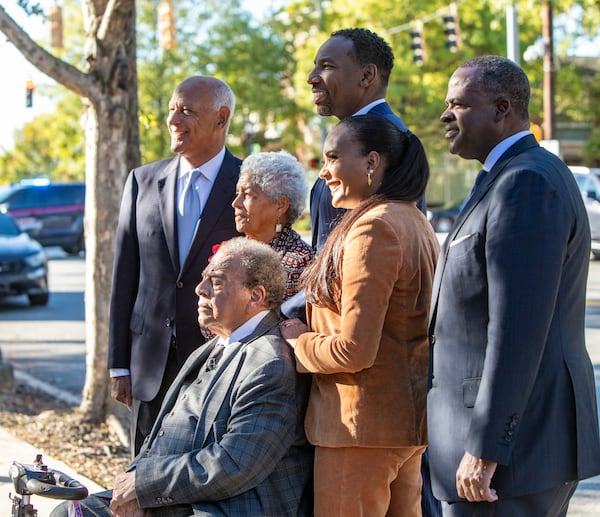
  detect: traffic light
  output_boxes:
[443,3,462,53]
[158,0,176,50]
[49,5,63,49]
[410,20,427,66]
[25,80,34,108]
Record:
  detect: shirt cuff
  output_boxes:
[110,368,130,378]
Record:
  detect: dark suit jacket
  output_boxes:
[108,150,241,402]
[428,134,600,501]
[310,102,424,251]
[130,311,313,516]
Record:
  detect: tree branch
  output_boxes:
[97,0,119,41]
[0,4,95,99]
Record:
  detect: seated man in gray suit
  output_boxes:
[52,237,313,517]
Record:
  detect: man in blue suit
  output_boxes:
[108,76,241,456]
[53,238,313,517]
[428,55,600,516]
[307,28,424,252]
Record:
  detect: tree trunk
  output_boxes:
[0,1,140,426]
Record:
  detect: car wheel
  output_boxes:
[28,292,49,306]
[63,233,85,255]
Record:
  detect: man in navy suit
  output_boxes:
[307,27,424,252]
[428,55,600,516]
[108,76,241,455]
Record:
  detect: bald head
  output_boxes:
[167,76,236,167]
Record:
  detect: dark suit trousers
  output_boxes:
[131,343,183,457]
[441,481,578,517]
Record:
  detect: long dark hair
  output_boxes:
[302,115,429,312]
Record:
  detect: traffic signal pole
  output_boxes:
[542,1,555,140]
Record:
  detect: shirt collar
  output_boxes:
[353,99,386,116]
[219,310,270,347]
[483,130,532,172]
[178,147,226,183]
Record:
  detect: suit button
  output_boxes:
[176,281,183,288]
[158,429,164,436]
[430,334,436,345]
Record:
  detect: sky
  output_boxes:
[0,1,598,153]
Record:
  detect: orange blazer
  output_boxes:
[295,201,439,447]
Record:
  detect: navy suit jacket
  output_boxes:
[427,135,600,501]
[310,102,423,251]
[108,150,241,401]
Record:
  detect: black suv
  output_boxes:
[0,179,85,255]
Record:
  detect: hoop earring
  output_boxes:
[367,168,373,187]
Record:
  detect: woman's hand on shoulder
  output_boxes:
[279,318,308,348]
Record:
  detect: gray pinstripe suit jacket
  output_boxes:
[129,310,313,516]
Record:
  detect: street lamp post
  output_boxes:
[506,2,520,64]
[542,1,555,140]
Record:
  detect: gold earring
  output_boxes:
[367,168,373,187]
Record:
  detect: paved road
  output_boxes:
[0,247,599,513]
[0,248,86,396]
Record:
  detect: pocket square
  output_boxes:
[449,234,474,247]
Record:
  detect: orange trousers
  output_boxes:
[314,445,426,517]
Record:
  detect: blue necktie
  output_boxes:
[468,168,487,199]
[178,169,201,267]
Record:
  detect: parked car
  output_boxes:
[427,199,465,233]
[0,212,49,306]
[571,167,600,259]
[0,178,85,255]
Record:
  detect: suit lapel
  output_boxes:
[430,135,540,331]
[199,311,282,445]
[157,156,181,272]
[144,338,218,448]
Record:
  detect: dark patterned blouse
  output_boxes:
[268,224,314,301]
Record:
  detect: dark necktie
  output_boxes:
[178,169,201,267]
[205,343,225,372]
[472,169,487,194]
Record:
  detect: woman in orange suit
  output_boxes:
[282,114,439,516]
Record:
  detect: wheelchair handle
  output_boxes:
[9,460,89,501]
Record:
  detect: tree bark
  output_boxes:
[0,1,140,426]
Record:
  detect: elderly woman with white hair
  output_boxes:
[233,151,314,300]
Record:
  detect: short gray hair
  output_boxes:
[239,151,308,224]
[210,78,236,120]
[215,237,285,310]
[459,56,530,120]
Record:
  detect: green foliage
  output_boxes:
[2,0,599,188]
[136,0,298,161]
[0,89,84,183]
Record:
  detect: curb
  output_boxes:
[14,369,81,406]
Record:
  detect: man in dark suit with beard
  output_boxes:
[307,27,425,252]
[108,76,241,456]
